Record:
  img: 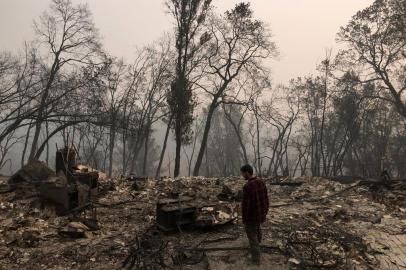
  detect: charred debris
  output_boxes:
[0,147,405,269]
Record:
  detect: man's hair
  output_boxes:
[240,164,253,175]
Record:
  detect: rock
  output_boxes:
[21,229,40,247]
[217,211,231,221]
[288,258,301,265]
[58,226,85,238]
[0,246,10,259]
[68,222,90,231]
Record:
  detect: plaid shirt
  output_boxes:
[242,177,269,224]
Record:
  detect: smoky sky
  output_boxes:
[0,0,373,85]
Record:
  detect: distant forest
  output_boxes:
[0,0,405,178]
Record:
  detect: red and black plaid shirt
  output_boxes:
[242,177,269,224]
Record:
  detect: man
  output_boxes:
[241,164,269,264]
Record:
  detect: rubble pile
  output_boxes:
[0,171,405,269]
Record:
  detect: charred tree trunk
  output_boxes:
[142,125,151,176]
[34,122,77,160]
[255,108,261,176]
[156,117,172,179]
[29,53,60,161]
[21,121,34,167]
[193,102,217,176]
[224,110,248,164]
[108,118,116,178]
[45,121,50,165]
[174,123,182,177]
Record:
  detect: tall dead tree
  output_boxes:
[87,57,128,178]
[193,3,276,176]
[223,104,249,164]
[338,0,406,117]
[119,52,149,175]
[28,0,101,161]
[141,40,172,176]
[0,46,42,147]
[166,0,212,177]
[261,85,300,176]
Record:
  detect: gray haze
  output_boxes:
[0,0,375,176]
[1,0,373,85]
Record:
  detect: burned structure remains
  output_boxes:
[0,148,405,269]
[9,147,99,215]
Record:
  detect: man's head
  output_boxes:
[240,164,254,180]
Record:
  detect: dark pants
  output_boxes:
[244,223,262,262]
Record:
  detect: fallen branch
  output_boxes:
[267,182,362,209]
[183,244,284,254]
[270,202,297,208]
[268,182,304,187]
[306,182,362,202]
[94,199,154,208]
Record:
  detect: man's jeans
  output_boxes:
[244,223,262,262]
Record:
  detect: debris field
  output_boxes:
[0,160,405,269]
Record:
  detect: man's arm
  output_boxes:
[242,184,251,223]
[264,184,269,212]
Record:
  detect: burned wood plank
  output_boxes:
[156,198,197,231]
